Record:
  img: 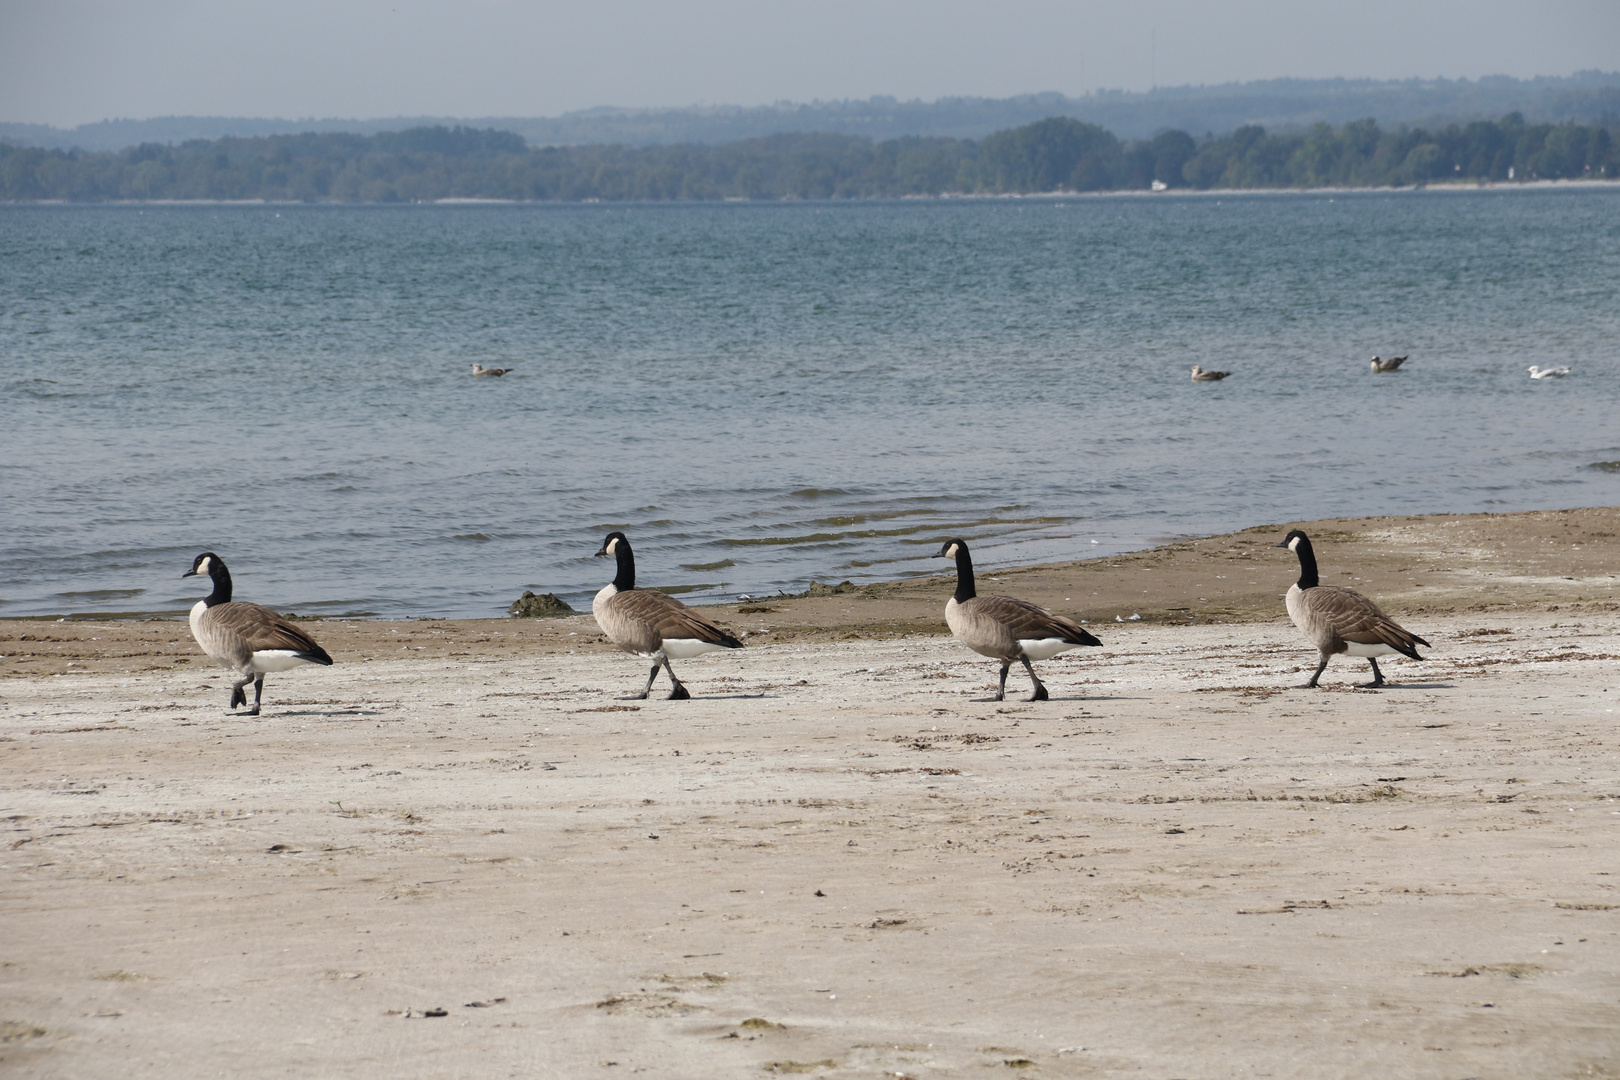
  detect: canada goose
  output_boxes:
[1370,355,1407,373]
[471,364,512,377]
[592,532,743,699]
[1190,365,1230,382]
[1276,530,1428,688]
[182,552,333,715]
[936,538,1101,701]
[1526,365,1571,379]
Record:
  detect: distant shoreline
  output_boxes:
[5,178,1618,207]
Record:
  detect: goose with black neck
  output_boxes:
[936,538,1102,702]
[182,552,334,715]
[1277,529,1429,688]
[592,531,744,699]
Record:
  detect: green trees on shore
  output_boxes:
[1,114,1614,202]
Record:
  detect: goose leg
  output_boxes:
[1020,655,1049,701]
[246,676,264,716]
[1358,658,1387,689]
[634,663,660,699]
[230,675,251,711]
[663,657,690,700]
[994,661,1010,702]
[1302,654,1331,689]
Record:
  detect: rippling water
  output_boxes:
[2,190,1618,620]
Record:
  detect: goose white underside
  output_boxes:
[642,638,728,660]
[1343,641,1401,658]
[249,649,317,673]
[1017,638,1086,661]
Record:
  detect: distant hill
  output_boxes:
[3,72,1619,153]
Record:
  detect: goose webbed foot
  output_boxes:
[244,704,261,716]
[1299,656,1331,689]
[230,681,249,709]
[1357,659,1387,688]
[1020,657,1048,701]
[659,659,690,700]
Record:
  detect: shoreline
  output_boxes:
[4,178,1618,208]
[4,505,1616,678]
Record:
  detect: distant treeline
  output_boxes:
[1,113,1614,202]
[6,73,1619,150]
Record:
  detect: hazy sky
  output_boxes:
[2,0,1617,127]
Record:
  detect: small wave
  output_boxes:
[1586,461,1620,473]
[680,559,736,571]
[55,588,145,599]
[723,532,847,547]
[722,522,934,546]
[655,582,724,595]
[453,533,493,542]
[789,488,850,499]
[810,508,940,527]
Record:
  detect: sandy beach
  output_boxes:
[3,508,1618,1078]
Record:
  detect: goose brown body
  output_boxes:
[1277,530,1428,688]
[1370,355,1407,372]
[592,532,742,699]
[183,553,333,715]
[937,539,1101,701]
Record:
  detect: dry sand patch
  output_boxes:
[3,607,1619,1078]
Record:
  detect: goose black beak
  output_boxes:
[1274,540,1289,548]
[181,568,198,578]
[594,546,609,558]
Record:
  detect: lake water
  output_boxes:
[2,189,1618,620]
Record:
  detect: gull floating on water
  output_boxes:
[1190,365,1231,382]
[1369,355,1407,373]
[471,364,512,377]
[1526,365,1571,379]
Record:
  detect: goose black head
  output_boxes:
[938,539,976,601]
[183,552,222,579]
[596,531,630,558]
[1276,529,1310,552]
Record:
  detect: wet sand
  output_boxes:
[2,507,1618,1078]
[5,505,1618,677]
